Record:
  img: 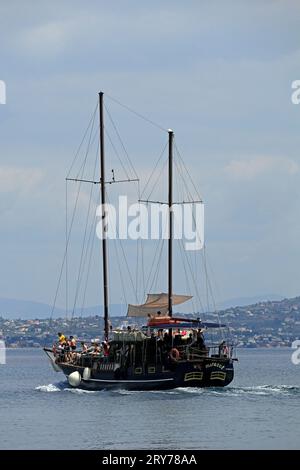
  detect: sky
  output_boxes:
[1,0,300,312]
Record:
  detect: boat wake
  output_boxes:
[174,384,300,397]
[35,383,300,397]
[35,382,100,395]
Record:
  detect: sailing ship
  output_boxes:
[44,92,237,390]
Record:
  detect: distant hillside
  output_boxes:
[0,298,63,319]
[2,295,300,348]
[0,294,287,320]
[0,298,126,319]
[217,294,284,310]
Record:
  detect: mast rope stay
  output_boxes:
[104,103,139,180]
[66,102,98,179]
[105,93,168,133]
[140,141,168,201]
[50,111,96,322]
[71,142,99,320]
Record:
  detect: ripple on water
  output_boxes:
[35,383,300,398]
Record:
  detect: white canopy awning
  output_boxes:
[127,292,192,317]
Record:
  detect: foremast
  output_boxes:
[168,129,174,318]
[99,92,109,341]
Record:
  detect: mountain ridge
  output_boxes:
[0,294,287,319]
[0,297,125,319]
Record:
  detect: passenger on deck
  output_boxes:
[70,336,76,351]
[196,329,206,350]
[163,331,171,350]
[174,329,182,347]
[63,337,71,361]
[92,343,101,356]
[81,341,88,353]
[148,332,157,354]
[57,332,66,345]
[67,336,76,361]
[218,341,229,357]
[187,332,194,344]
[102,341,110,357]
[157,329,164,342]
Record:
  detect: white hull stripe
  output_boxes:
[83,377,174,383]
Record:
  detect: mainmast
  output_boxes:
[99,92,109,340]
[168,129,174,317]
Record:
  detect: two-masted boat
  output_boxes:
[44,92,237,391]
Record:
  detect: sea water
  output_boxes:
[0,348,299,449]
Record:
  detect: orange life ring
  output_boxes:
[170,348,180,361]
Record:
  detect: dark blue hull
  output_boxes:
[44,348,234,391]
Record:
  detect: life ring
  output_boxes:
[170,348,180,361]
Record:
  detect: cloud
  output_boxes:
[2,1,300,304]
[19,20,74,56]
[224,155,299,181]
[0,166,44,193]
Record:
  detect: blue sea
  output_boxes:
[0,348,299,449]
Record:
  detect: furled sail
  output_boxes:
[127,292,192,317]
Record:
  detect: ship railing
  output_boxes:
[207,343,235,359]
[175,343,235,361]
[51,343,111,367]
[175,345,208,361]
[188,346,209,360]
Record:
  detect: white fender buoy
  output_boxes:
[68,371,81,387]
[83,367,91,380]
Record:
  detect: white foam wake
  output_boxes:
[35,383,61,393]
[35,383,101,394]
[35,383,300,397]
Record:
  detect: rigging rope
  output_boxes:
[139,182,146,301]
[80,214,97,316]
[146,157,169,201]
[105,103,139,180]
[65,179,68,318]
[112,236,128,308]
[149,237,165,294]
[105,190,138,303]
[174,142,203,201]
[105,128,131,180]
[71,142,99,318]
[67,102,98,178]
[144,236,164,295]
[105,93,168,133]
[174,164,196,314]
[140,141,167,200]
[178,237,205,314]
[50,127,93,319]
